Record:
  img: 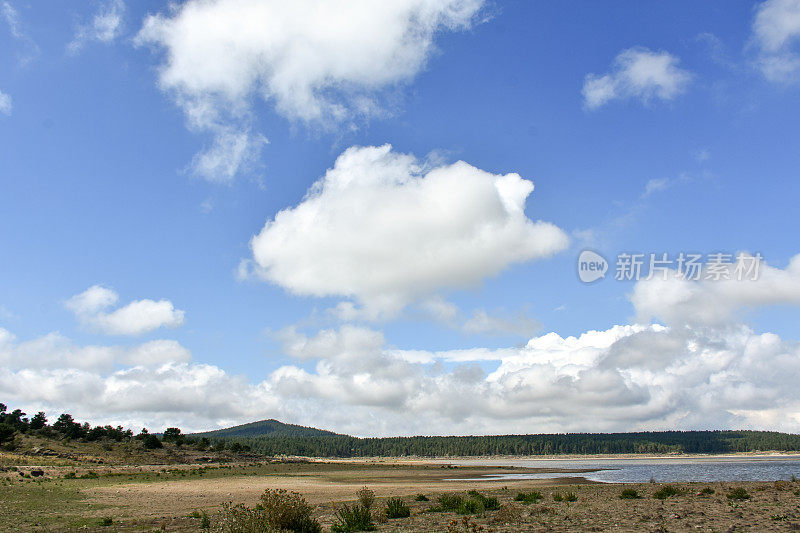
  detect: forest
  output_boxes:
[4,403,800,457]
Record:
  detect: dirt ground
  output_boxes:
[2,460,800,531]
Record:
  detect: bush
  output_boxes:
[259,489,321,532]
[200,510,210,529]
[142,434,163,449]
[726,487,750,501]
[653,485,681,500]
[619,488,641,500]
[552,493,563,502]
[436,494,464,511]
[98,517,113,527]
[699,487,715,495]
[466,491,499,510]
[514,491,543,504]
[457,498,483,515]
[331,503,375,532]
[414,494,429,501]
[356,487,375,510]
[385,497,410,519]
[218,501,272,533]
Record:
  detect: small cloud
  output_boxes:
[750,0,800,83]
[199,198,213,214]
[693,148,711,162]
[0,90,11,115]
[583,47,691,109]
[1,1,39,64]
[65,285,185,336]
[68,0,125,54]
[462,309,540,337]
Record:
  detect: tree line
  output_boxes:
[4,402,800,458]
[211,430,800,457]
[0,402,253,453]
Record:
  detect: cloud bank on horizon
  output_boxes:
[3,255,800,436]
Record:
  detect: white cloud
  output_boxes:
[4,311,800,435]
[751,0,800,82]
[246,145,569,318]
[462,309,540,337]
[1,1,21,39]
[135,0,485,182]
[0,90,11,115]
[0,328,190,371]
[583,47,691,109]
[2,1,38,64]
[66,285,185,336]
[68,0,125,54]
[632,253,800,326]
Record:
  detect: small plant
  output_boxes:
[385,497,410,519]
[619,488,641,499]
[466,491,499,511]
[699,487,715,495]
[357,487,375,511]
[772,514,789,521]
[457,498,484,515]
[79,471,99,479]
[437,494,464,511]
[414,493,429,501]
[552,492,563,502]
[259,488,321,532]
[653,485,681,500]
[791,474,798,483]
[726,487,750,501]
[563,492,577,502]
[445,516,484,533]
[98,517,113,527]
[218,501,270,532]
[200,510,210,529]
[514,490,543,504]
[331,502,375,532]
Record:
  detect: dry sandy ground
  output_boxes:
[4,460,800,531]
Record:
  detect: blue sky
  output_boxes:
[2,0,800,436]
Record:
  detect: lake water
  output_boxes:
[440,456,800,483]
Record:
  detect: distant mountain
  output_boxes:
[192,419,342,439]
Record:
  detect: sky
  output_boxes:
[1,0,800,437]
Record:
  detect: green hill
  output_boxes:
[191,419,341,439]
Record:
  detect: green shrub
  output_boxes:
[200,510,210,529]
[457,498,484,515]
[699,487,715,495]
[414,494,429,501]
[98,517,113,527]
[552,493,563,502]
[218,501,272,533]
[142,434,163,449]
[331,503,375,532]
[653,485,681,500]
[79,471,98,479]
[514,491,543,504]
[385,497,410,519]
[563,492,577,502]
[259,489,321,532]
[466,491,499,510]
[619,488,641,499]
[357,487,375,510]
[436,494,464,511]
[726,487,750,501]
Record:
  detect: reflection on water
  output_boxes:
[443,456,800,483]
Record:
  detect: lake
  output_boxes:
[440,456,800,483]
